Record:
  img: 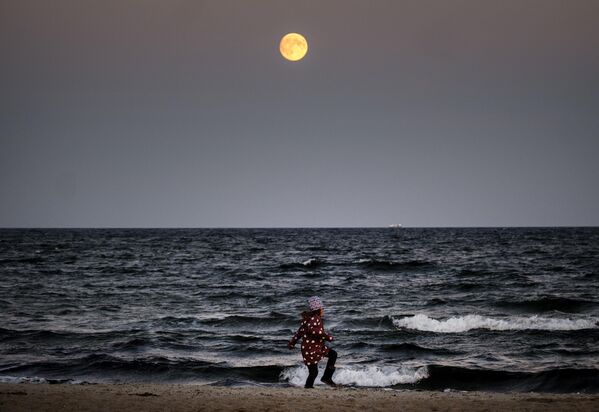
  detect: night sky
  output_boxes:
[1,0,598,227]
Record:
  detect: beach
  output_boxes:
[1,384,598,412]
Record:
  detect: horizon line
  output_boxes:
[1,225,598,230]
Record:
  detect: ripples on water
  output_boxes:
[0,228,598,392]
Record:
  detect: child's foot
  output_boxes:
[320,378,337,387]
[320,367,338,387]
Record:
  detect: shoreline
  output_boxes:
[1,383,598,412]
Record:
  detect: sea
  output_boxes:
[1,228,598,392]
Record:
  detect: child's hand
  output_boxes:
[287,341,295,350]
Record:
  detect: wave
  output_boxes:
[457,268,482,277]
[0,327,123,343]
[0,354,285,384]
[0,256,44,264]
[305,246,333,252]
[282,361,599,393]
[278,258,432,272]
[143,312,294,330]
[356,259,432,271]
[339,315,396,330]
[280,364,428,387]
[279,258,325,269]
[199,312,293,328]
[379,343,456,355]
[413,365,599,393]
[348,341,456,355]
[110,338,150,350]
[4,359,599,392]
[0,375,82,384]
[453,282,487,291]
[495,297,598,313]
[392,314,599,333]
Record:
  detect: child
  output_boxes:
[288,296,338,388]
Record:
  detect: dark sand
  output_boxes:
[1,383,598,411]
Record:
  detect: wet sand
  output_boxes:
[1,383,598,412]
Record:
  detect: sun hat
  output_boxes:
[308,296,324,311]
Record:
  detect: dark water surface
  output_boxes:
[1,228,598,392]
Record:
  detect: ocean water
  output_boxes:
[0,228,598,392]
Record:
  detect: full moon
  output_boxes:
[279,33,308,61]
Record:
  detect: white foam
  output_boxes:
[0,375,48,384]
[392,314,599,333]
[302,258,319,266]
[0,375,84,384]
[280,364,428,387]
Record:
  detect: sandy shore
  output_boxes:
[1,383,598,412]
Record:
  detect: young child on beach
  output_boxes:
[288,296,338,388]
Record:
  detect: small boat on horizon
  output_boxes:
[388,224,402,228]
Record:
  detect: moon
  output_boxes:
[279,33,308,61]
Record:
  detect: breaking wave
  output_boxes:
[392,314,599,333]
[279,258,325,269]
[0,375,82,384]
[280,364,428,387]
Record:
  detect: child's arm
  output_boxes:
[288,322,305,349]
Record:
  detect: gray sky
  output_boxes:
[1,0,598,227]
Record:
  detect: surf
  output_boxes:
[392,314,599,333]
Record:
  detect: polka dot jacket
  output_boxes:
[288,310,333,365]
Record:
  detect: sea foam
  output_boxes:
[280,364,428,387]
[392,314,599,333]
[0,375,84,384]
[301,258,320,266]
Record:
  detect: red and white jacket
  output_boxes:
[288,310,333,365]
